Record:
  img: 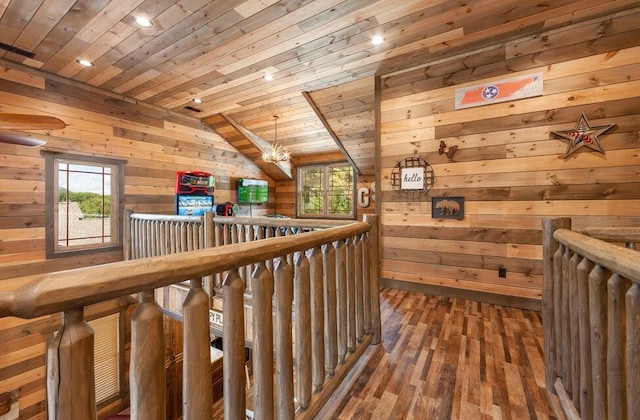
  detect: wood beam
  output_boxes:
[302,91,361,176]
[220,114,292,180]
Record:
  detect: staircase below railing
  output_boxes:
[0,213,380,419]
[542,218,639,420]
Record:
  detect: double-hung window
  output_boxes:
[297,163,355,218]
[44,153,124,258]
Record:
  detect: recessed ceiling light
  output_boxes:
[193,98,203,104]
[135,16,153,27]
[77,59,93,67]
[264,73,274,81]
[371,36,384,45]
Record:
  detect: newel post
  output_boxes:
[123,209,132,261]
[47,308,97,420]
[364,214,381,344]
[542,217,571,392]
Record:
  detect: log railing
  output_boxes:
[542,218,639,420]
[0,213,380,419]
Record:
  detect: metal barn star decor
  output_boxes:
[552,112,615,158]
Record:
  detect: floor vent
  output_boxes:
[0,42,35,59]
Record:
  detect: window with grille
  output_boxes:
[44,153,124,258]
[88,313,121,405]
[297,163,355,218]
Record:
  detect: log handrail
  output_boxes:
[0,213,381,420]
[553,228,640,283]
[579,227,640,244]
[0,222,369,319]
[543,218,640,420]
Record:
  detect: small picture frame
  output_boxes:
[431,197,464,220]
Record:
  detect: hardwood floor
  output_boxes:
[212,288,557,419]
[333,288,557,419]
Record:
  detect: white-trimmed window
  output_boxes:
[44,153,124,258]
[297,163,355,218]
[89,313,122,405]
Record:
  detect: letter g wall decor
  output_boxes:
[390,156,435,201]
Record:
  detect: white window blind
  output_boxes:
[88,313,120,404]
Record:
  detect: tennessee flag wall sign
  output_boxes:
[454,72,543,110]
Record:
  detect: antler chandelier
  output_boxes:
[262,115,290,163]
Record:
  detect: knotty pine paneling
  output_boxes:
[0,64,270,419]
[379,9,640,307]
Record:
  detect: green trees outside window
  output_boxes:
[298,164,354,218]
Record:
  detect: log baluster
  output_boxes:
[130,290,166,420]
[364,214,381,344]
[309,246,325,391]
[223,269,246,420]
[252,262,275,419]
[354,234,364,342]
[577,257,594,420]
[552,245,564,385]
[265,224,274,273]
[203,213,215,296]
[129,216,136,259]
[285,227,294,266]
[141,219,148,257]
[179,222,187,253]
[46,308,96,420]
[241,224,252,288]
[626,283,640,420]
[182,279,213,420]
[569,251,581,405]
[362,232,371,335]
[148,220,156,256]
[169,221,176,254]
[323,242,338,375]
[294,251,312,409]
[607,274,628,420]
[159,220,166,255]
[274,257,295,419]
[214,221,223,291]
[560,246,572,389]
[589,265,610,420]
[335,239,348,363]
[345,237,356,352]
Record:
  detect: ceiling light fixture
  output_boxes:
[264,73,274,81]
[77,59,93,67]
[371,35,384,45]
[193,98,203,104]
[262,115,289,164]
[135,16,153,27]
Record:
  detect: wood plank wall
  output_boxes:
[0,62,270,419]
[379,8,640,309]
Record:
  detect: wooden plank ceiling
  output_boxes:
[0,0,636,179]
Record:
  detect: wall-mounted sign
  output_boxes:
[432,197,465,220]
[390,157,434,201]
[209,309,223,329]
[401,167,424,190]
[455,72,543,109]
